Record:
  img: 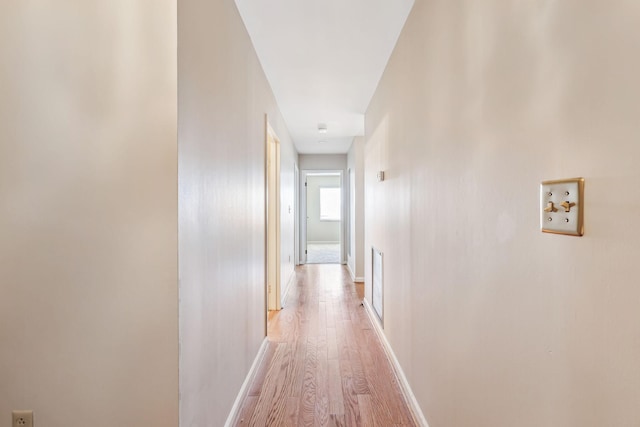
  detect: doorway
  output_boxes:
[302,171,343,264]
[266,120,281,313]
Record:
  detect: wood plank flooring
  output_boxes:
[235,264,417,426]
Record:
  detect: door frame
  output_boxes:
[300,169,345,264]
[265,118,281,314]
[294,163,300,265]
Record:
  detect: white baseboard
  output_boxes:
[346,262,356,280]
[224,337,269,427]
[346,262,364,283]
[362,299,430,427]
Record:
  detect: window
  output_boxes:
[320,187,341,221]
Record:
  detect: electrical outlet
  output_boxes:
[12,410,33,427]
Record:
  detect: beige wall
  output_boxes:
[178,0,297,425]
[365,1,640,426]
[299,154,348,171]
[0,2,178,427]
[348,138,365,280]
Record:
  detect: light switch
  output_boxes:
[540,178,584,236]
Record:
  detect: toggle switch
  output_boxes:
[560,200,576,213]
[540,178,584,236]
[544,201,558,213]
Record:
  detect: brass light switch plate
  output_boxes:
[540,178,584,236]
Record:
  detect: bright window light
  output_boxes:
[320,187,341,221]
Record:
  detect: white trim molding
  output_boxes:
[347,262,356,281]
[362,299,430,427]
[346,262,365,283]
[224,338,269,427]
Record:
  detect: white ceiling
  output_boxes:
[235,0,414,154]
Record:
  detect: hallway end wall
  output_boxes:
[299,154,348,172]
[178,0,296,425]
[365,2,640,426]
[0,2,178,426]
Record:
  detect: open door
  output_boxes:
[301,170,343,264]
[266,120,281,312]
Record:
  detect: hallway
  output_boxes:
[235,264,417,426]
[306,244,341,264]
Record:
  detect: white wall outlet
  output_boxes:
[540,178,584,236]
[12,410,33,427]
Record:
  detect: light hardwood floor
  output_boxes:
[235,264,417,426]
